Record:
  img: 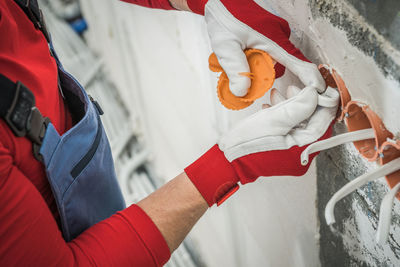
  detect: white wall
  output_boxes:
[256,0,400,134]
[80,0,400,266]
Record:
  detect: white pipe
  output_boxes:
[301,128,375,166]
[175,247,197,267]
[133,173,150,199]
[325,157,400,225]
[376,182,400,244]
[166,257,179,267]
[81,59,104,88]
[111,131,134,158]
[119,150,149,197]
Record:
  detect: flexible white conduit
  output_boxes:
[376,182,400,244]
[301,128,375,166]
[325,157,400,225]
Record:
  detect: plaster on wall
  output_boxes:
[255,0,400,265]
[255,0,400,134]
[346,0,400,51]
[312,0,400,80]
[310,0,400,134]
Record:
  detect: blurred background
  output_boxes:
[40,0,400,266]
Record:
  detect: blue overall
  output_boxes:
[36,40,126,241]
[39,58,126,241]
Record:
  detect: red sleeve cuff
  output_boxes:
[184,144,239,206]
[124,205,171,266]
[187,0,207,15]
[120,0,176,10]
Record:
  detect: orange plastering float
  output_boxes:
[209,49,275,110]
[318,65,351,121]
[343,101,393,161]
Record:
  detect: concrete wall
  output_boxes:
[317,125,400,267]
[309,1,400,266]
[253,1,400,265]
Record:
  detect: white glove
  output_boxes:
[184,85,338,206]
[203,0,326,96]
[219,86,339,162]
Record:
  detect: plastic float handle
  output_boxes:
[325,157,400,225]
[301,128,375,166]
[376,182,400,244]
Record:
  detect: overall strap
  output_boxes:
[14,0,50,42]
[0,74,50,161]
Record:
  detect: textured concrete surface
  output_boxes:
[347,0,400,51]
[317,124,400,266]
[310,0,400,82]
[311,1,400,266]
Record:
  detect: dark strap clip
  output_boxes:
[5,81,35,137]
[89,95,104,115]
[27,107,50,161]
[4,80,49,161]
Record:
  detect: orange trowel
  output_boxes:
[209,49,276,110]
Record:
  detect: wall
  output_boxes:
[308,0,400,266]
[79,0,400,266]
[257,0,400,265]
[317,125,400,267]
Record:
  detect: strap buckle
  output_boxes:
[89,95,104,115]
[5,81,35,137]
[4,81,49,161]
[27,107,50,161]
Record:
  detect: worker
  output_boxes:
[0,0,339,266]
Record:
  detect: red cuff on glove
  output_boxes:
[184,124,333,206]
[184,145,239,206]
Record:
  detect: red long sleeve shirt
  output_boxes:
[0,1,174,265]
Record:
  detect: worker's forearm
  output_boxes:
[137,172,208,252]
[168,0,191,11]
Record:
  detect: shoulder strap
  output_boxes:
[0,74,49,161]
[0,2,54,161]
[14,0,50,42]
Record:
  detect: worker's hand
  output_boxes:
[185,86,339,206]
[187,0,326,97]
